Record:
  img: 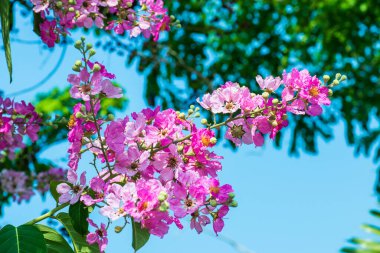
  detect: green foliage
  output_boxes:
[69,202,89,236]
[0,0,12,82]
[35,224,74,253]
[0,224,47,253]
[131,219,150,252]
[49,181,61,203]
[55,213,100,253]
[342,209,380,252]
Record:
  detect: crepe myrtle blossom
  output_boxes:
[53,48,341,252]
[30,0,178,47]
[0,97,42,159]
[87,218,108,253]
[57,170,86,204]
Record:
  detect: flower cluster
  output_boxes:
[55,42,342,252]
[31,0,178,47]
[197,70,344,146]
[0,97,42,159]
[0,168,66,203]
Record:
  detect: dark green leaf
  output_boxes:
[55,213,100,253]
[34,224,74,253]
[69,202,89,236]
[0,0,12,82]
[33,12,43,36]
[0,224,47,253]
[50,181,60,203]
[131,219,150,252]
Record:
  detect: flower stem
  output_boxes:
[25,203,69,225]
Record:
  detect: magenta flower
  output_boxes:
[57,170,86,204]
[209,179,233,204]
[40,20,58,48]
[213,205,230,235]
[115,145,150,176]
[190,211,211,234]
[86,218,108,253]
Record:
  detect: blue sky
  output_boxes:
[1,7,379,253]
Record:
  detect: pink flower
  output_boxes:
[86,219,108,252]
[57,170,86,204]
[40,20,58,48]
[208,179,233,204]
[190,209,211,234]
[213,205,229,235]
[82,177,108,206]
[256,75,282,92]
[115,145,150,176]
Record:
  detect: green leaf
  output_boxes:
[55,213,100,253]
[34,225,74,253]
[69,202,89,236]
[0,0,12,82]
[0,224,47,253]
[131,219,150,252]
[50,181,60,203]
[33,12,43,36]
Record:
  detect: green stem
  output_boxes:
[25,203,69,225]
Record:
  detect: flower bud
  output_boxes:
[74,60,82,67]
[74,40,82,49]
[114,226,123,233]
[210,137,217,144]
[141,4,147,11]
[323,75,330,83]
[68,7,75,12]
[271,120,278,127]
[262,92,269,99]
[332,80,339,86]
[176,24,182,29]
[159,201,169,212]
[341,75,347,81]
[195,107,200,112]
[209,199,217,207]
[75,112,84,118]
[177,144,184,152]
[158,191,168,201]
[107,114,115,121]
[127,2,133,7]
[86,43,93,50]
[178,112,186,119]
[282,114,288,121]
[251,93,256,98]
[170,15,176,21]
[194,112,201,118]
[68,0,75,4]
[335,73,341,80]
[190,105,195,109]
[201,118,208,125]
[328,89,333,96]
[228,192,235,198]
[93,63,101,72]
[230,200,238,207]
[188,109,194,114]
[81,36,86,41]
[56,1,63,8]
[72,65,80,72]
[272,98,279,105]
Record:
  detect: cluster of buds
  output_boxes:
[54,40,343,252]
[31,0,176,47]
[0,168,66,203]
[0,97,42,159]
